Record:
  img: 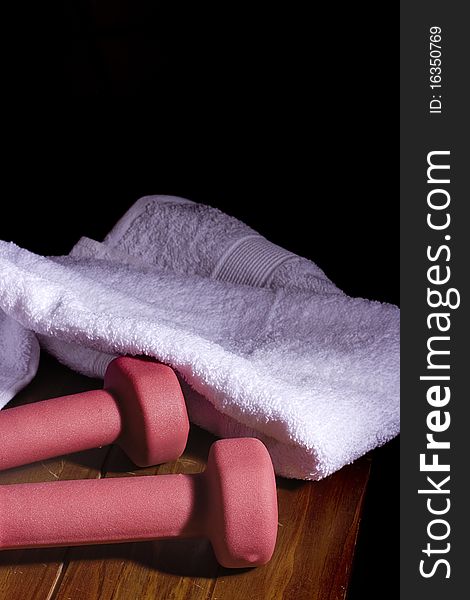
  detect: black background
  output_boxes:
[1,3,398,598]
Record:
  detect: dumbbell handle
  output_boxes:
[0,473,205,550]
[0,390,123,471]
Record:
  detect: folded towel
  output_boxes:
[0,215,399,479]
[0,311,39,408]
[70,195,341,295]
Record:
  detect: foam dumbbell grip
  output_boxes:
[0,438,278,568]
[0,357,189,471]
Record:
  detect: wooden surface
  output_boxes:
[0,355,371,600]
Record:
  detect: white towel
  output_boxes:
[0,197,400,479]
[71,195,341,295]
[0,311,39,408]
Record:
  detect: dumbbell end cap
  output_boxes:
[206,438,278,568]
[105,357,189,467]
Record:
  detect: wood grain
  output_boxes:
[0,355,371,599]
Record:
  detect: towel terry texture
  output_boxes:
[0,195,400,480]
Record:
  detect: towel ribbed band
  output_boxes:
[212,236,295,286]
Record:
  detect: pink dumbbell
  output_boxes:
[0,356,189,471]
[0,438,278,568]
